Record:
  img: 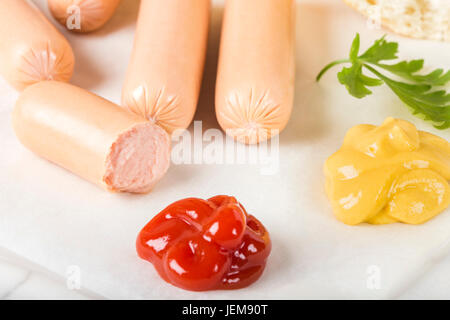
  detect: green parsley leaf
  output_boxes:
[349,33,361,61]
[377,61,450,86]
[316,33,450,129]
[359,35,398,63]
[337,63,383,98]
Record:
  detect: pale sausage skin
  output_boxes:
[122,0,210,134]
[48,0,121,33]
[12,81,171,194]
[215,0,295,144]
[0,0,74,91]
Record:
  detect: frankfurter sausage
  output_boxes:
[215,0,295,144]
[122,0,210,134]
[0,0,74,91]
[12,81,171,194]
[48,0,121,33]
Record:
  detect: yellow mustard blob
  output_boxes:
[324,117,450,225]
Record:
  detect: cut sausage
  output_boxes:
[122,0,210,134]
[0,0,74,91]
[12,81,171,194]
[215,0,295,144]
[48,0,121,33]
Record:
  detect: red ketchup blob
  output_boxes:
[136,195,271,291]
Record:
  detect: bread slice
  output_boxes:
[343,0,449,42]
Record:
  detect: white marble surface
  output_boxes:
[0,247,96,299]
[1,245,450,299]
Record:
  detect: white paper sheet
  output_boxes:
[0,0,450,299]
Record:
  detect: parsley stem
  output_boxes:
[361,63,384,80]
[316,59,350,82]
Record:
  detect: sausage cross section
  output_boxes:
[12,81,171,193]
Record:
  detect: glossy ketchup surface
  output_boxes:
[136,195,271,291]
